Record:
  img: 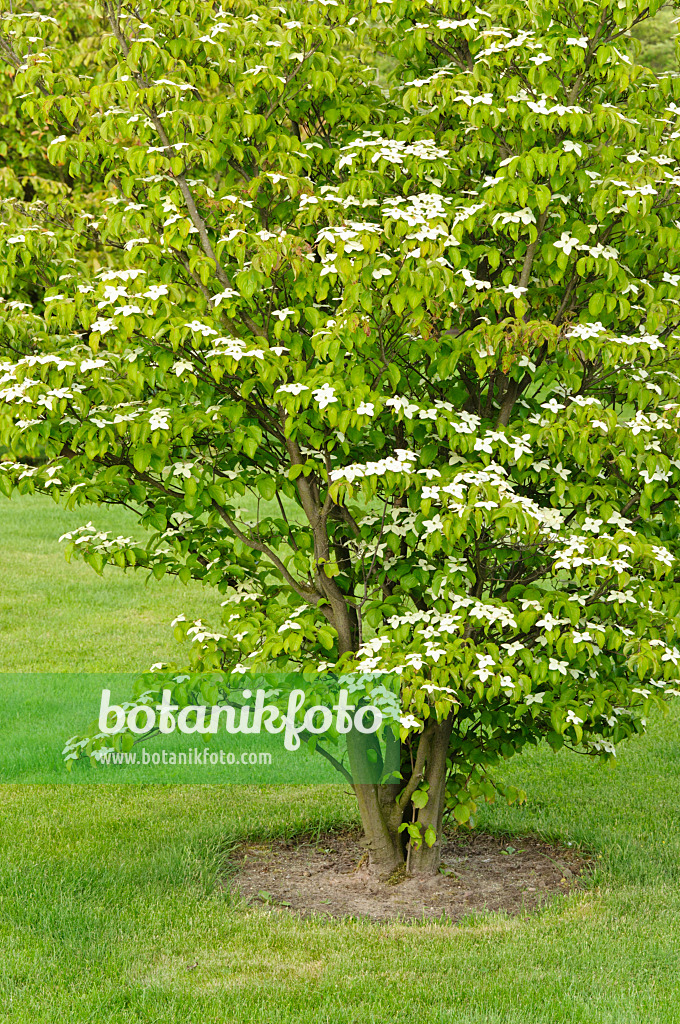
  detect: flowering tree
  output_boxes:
[2,0,680,877]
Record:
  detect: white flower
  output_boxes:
[607,590,637,605]
[590,739,617,755]
[148,409,171,431]
[567,322,606,340]
[185,320,218,337]
[277,382,309,396]
[492,207,536,227]
[474,435,494,455]
[212,287,239,305]
[172,462,194,478]
[278,619,302,633]
[421,683,457,697]
[509,433,533,460]
[423,514,444,535]
[554,232,581,256]
[356,402,375,417]
[562,140,583,156]
[90,318,116,335]
[144,285,169,300]
[502,284,527,298]
[98,285,128,306]
[606,509,630,528]
[271,307,295,321]
[652,545,674,567]
[100,268,145,282]
[312,384,338,409]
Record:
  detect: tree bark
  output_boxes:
[345,712,455,878]
[407,714,455,876]
[345,729,404,877]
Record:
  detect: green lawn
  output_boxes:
[2,493,680,1022]
[0,493,223,672]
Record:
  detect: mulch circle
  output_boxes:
[231,830,589,923]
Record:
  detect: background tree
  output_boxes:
[3,0,680,878]
[631,2,678,72]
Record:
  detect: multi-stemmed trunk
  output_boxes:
[346,714,454,879]
[335,613,455,879]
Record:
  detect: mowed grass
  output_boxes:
[0,493,223,672]
[1,494,680,1022]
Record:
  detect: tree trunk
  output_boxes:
[345,729,404,877]
[353,781,405,877]
[408,714,454,876]
[334,603,454,879]
[346,714,454,879]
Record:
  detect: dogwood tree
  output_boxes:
[2,0,680,877]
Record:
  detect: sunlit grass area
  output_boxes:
[0,493,222,672]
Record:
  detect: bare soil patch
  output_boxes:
[231,830,587,923]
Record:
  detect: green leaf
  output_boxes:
[589,292,605,316]
[257,477,277,501]
[411,787,429,809]
[133,448,151,473]
[453,804,470,825]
